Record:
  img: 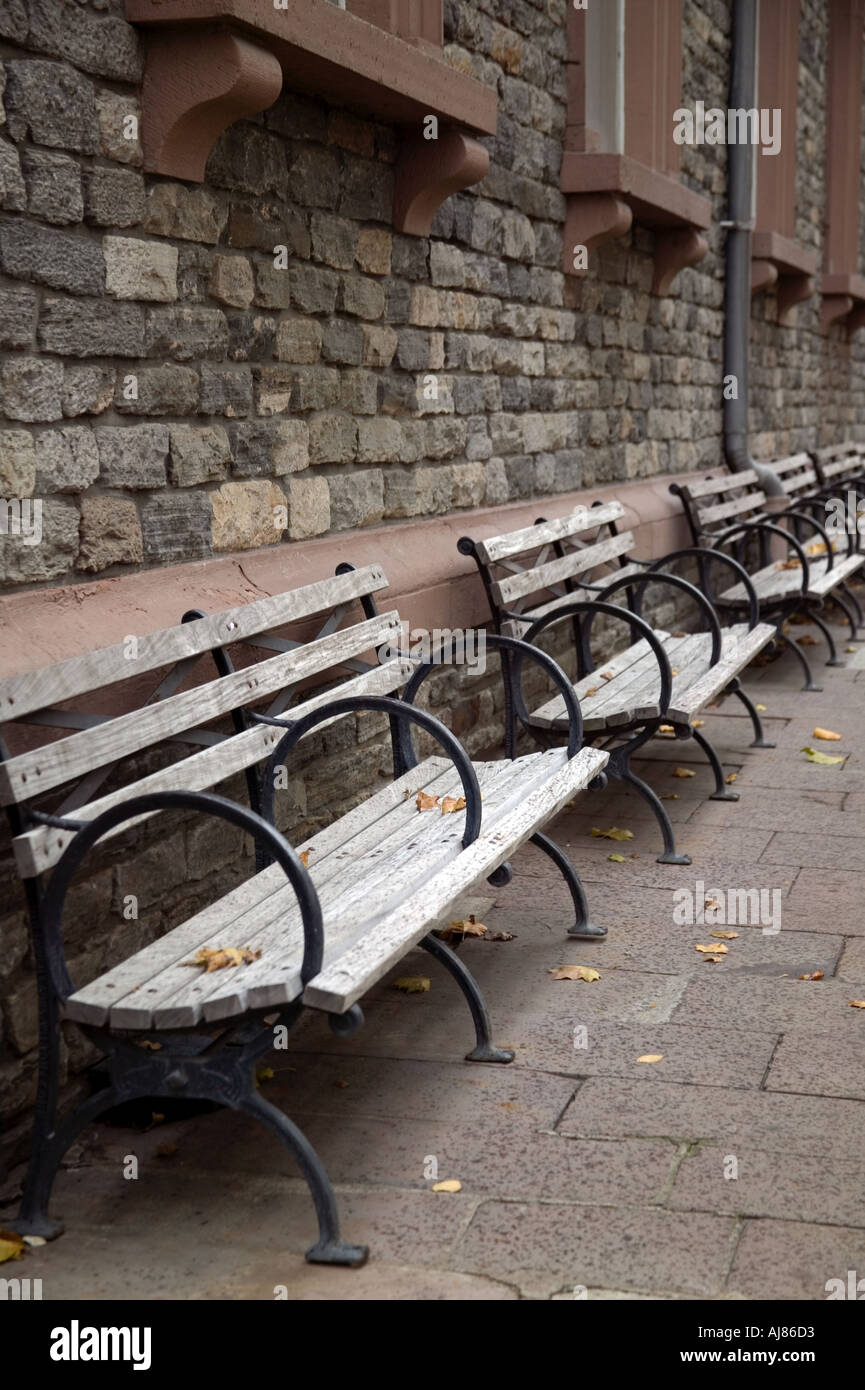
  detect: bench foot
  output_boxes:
[774,628,822,691]
[3,1213,65,1241]
[306,1240,370,1268]
[465,1043,516,1064]
[657,851,692,865]
[691,727,740,802]
[616,761,690,865]
[529,832,608,941]
[727,679,776,748]
[709,789,741,801]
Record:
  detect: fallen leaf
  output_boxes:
[711,930,738,940]
[849,1000,865,1009]
[702,954,727,963]
[608,853,627,862]
[671,668,680,676]
[600,670,613,680]
[846,646,857,653]
[551,965,601,982]
[136,1040,162,1052]
[691,719,704,728]
[797,634,817,646]
[432,1179,462,1193]
[334,1080,350,1089]
[440,916,488,939]
[801,746,844,765]
[725,772,738,784]
[673,767,696,778]
[0,1231,24,1265]
[585,686,599,697]
[591,826,634,841]
[299,849,311,867]
[183,946,261,972]
[696,943,728,954]
[636,1054,664,1064]
[813,728,841,741]
[416,790,440,811]
[672,631,686,638]
[256,1066,274,1083]
[799,971,824,981]
[441,795,466,815]
[704,897,722,910]
[659,723,675,734]
[394,976,430,993]
[660,792,678,801]
[155,1143,177,1157]
[488,930,517,942]
[777,558,802,569]
[756,703,767,711]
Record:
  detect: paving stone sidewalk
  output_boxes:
[7,617,865,1301]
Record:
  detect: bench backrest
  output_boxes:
[459,501,635,633]
[670,469,768,544]
[0,565,412,878]
[811,442,865,486]
[768,452,819,499]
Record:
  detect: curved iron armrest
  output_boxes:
[642,547,761,631]
[781,509,838,570]
[258,695,483,850]
[590,569,724,667]
[518,599,674,728]
[790,488,860,555]
[400,631,584,764]
[711,519,812,598]
[38,791,324,1004]
[782,499,855,560]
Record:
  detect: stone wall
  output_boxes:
[3,0,865,1174]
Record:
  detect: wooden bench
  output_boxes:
[672,467,865,689]
[458,503,776,867]
[1,565,608,1267]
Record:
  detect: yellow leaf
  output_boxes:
[756,703,767,711]
[691,719,704,728]
[660,792,678,800]
[591,826,634,841]
[846,646,857,654]
[696,943,728,954]
[432,1179,462,1193]
[608,853,627,862]
[552,965,601,982]
[813,728,841,741]
[702,954,726,963]
[777,558,802,569]
[416,790,440,811]
[600,670,613,680]
[256,1066,274,1083]
[849,1000,865,1009]
[441,795,466,815]
[183,946,261,972]
[394,976,430,993]
[801,746,844,765]
[636,1054,664,1064]
[659,723,675,734]
[299,849,311,867]
[673,767,696,778]
[0,1232,24,1264]
[440,917,488,939]
[671,668,680,676]
[799,970,824,981]
[725,771,738,784]
[711,930,738,940]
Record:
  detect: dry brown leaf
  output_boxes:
[813,728,841,741]
[0,1231,24,1265]
[660,792,678,800]
[416,790,440,811]
[488,930,517,942]
[672,630,686,638]
[432,1179,462,1193]
[711,930,739,940]
[849,1000,865,1009]
[797,634,817,646]
[155,1143,177,1158]
[591,826,634,841]
[441,795,466,815]
[636,1054,664,1064]
[799,971,824,981]
[299,849,311,867]
[671,667,680,676]
[659,724,675,734]
[777,558,802,570]
[183,946,261,972]
[440,916,488,939]
[696,943,728,954]
[136,1040,162,1051]
[691,719,704,728]
[725,772,738,784]
[257,1066,274,1083]
[552,965,601,982]
[334,1080,350,1089]
[585,686,599,697]
[702,954,726,963]
[673,767,696,778]
[394,976,431,993]
[600,670,613,680]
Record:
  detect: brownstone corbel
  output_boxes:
[776,273,814,325]
[141,27,284,182]
[750,260,778,296]
[561,194,633,276]
[822,294,854,333]
[652,228,708,297]
[392,126,490,236]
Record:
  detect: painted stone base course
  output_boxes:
[4,611,865,1300]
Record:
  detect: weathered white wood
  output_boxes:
[475,502,625,564]
[685,470,760,499]
[698,490,766,527]
[303,745,609,1013]
[0,566,388,722]
[666,622,775,721]
[492,532,634,606]
[719,552,864,603]
[806,551,865,597]
[0,612,402,806]
[13,657,415,878]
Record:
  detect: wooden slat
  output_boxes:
[492,532,635,606]
[0,612,402,807]
[13,657,414,878]
[0,566,388,722]
[666,622,775,722]
[475,501,625,564]
[806,551,864,598]
[698,490,767,527]
[684,470,760,499]
[770,453,813,476]
[303,745,608,1013]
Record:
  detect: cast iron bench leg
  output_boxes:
[692,726,740,801]
[11,1085,120,1241]
[529,830,608,940]
[615,755,692,865]
[728,677,776,747]
[420,932,514,1064]
[774,625,822,691]
[808,608,843,666]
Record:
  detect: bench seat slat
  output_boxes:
[719,552,864,604]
